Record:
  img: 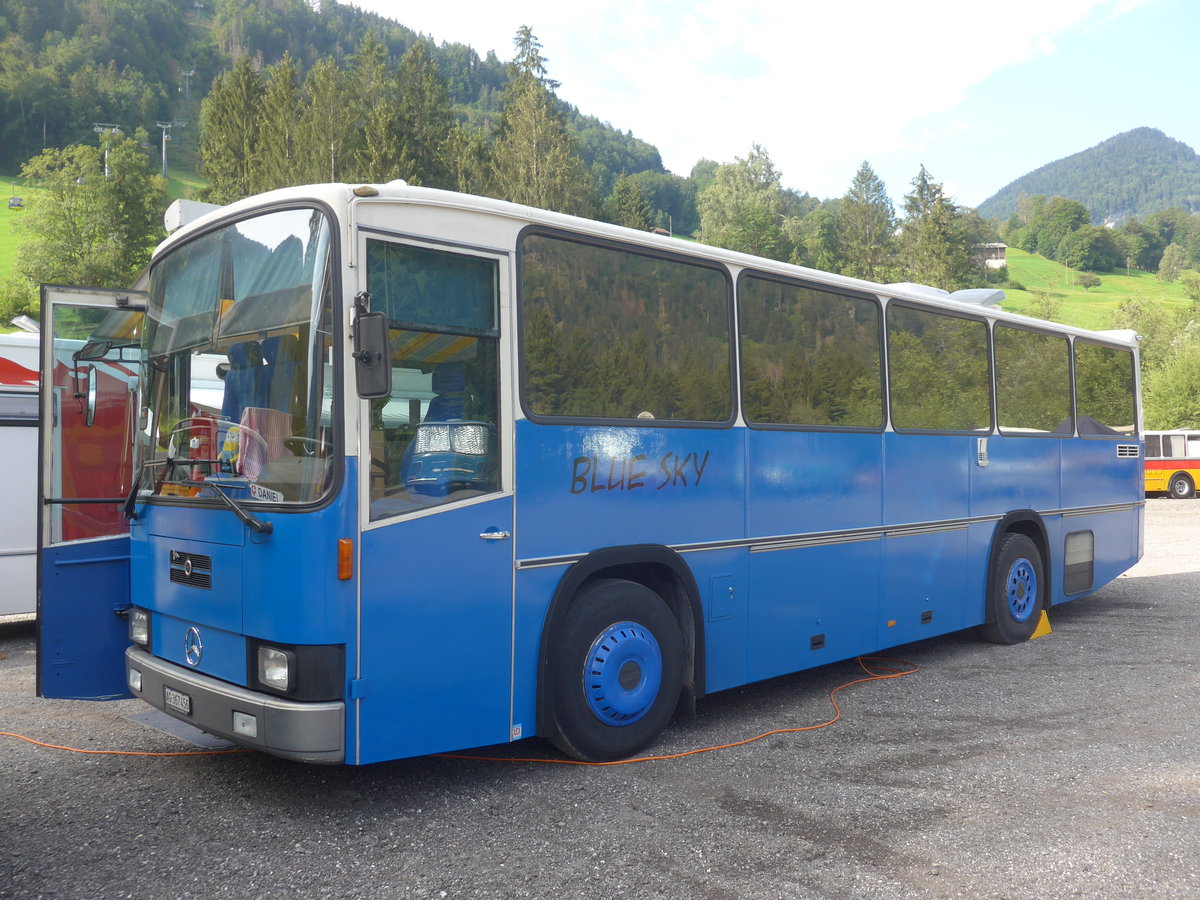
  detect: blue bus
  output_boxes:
[37,183,1144,764]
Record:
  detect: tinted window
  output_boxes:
[887,304,991,432]
[739,275,882,427]
[521,232,731,422]
[994,325,1072,435]
[1074,341,1136,436]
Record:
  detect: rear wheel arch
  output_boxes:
[535,545,704,741]
[983,511,1050,623]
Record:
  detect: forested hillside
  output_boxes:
[979,128,1200,225]
[0,0,663,187]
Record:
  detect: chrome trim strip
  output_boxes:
[513,501,1142,569]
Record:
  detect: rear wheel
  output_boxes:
[978,533,1043,645]
[1169,473,1194,499]
[549,578,683,762]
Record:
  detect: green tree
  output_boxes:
[1143,324,1200,429]
[198,56,262,203]
[901,165,972,290]
[1180,270,1200,302]
[837,162,895,281]
[394,39,456,187]
[790,205,840,271]
[1076,271,1101,292]
[252,52,301,193]
[696,144,791,260]
[13,134,166,295]
[296,57,357,184]
[1116,228,1149,273]
[1157,243,1188,282]
[1027,291,1063,322]
[1058,225,1122,271]
[349,32,402,184]
[603,176,656,231]
[488,27,591,214]
[1111,296,1172,375]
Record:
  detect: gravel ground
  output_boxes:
[1,498,1198,899]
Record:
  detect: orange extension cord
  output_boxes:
[1,656,919,764]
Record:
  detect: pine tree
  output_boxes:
[296,58,356,184]
[488,27,590,214]
[199,56,263,203]
[394,39,456,188]
[901,165,972,290]
[605,176,655,231]
[350,32,400,184]
[252,53,301,193]
[836,162,895,281]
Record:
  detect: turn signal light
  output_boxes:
[338,538,353,581]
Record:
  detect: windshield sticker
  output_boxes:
[248,483,284,503]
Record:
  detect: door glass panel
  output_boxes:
[46,305,144,544]
[365,240,501,521]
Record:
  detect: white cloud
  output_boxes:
[351,0,1154,198]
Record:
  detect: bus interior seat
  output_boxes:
[221,340,263,424]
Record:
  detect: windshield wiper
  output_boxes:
[185,477,274,535]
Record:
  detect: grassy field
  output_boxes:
[0,174,34,282]
[997,248,1192,330]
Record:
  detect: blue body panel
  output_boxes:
[514,422,745,560]
[130,463,359,697]
[357,492,514,764]
[38,535,131,699]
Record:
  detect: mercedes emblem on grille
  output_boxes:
[184,626,203,666]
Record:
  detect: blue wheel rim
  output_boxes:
[584,621,663,726]
[1006,557,1038,622]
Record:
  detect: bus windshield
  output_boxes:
[142,207,337,505]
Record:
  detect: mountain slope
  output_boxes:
[978,128,1200,225]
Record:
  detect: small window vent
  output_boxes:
[1117,444,1140,458]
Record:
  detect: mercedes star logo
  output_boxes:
[184,626,203,666]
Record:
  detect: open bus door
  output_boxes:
[37,286,146,700]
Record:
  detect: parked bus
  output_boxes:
[1,330,39,616]
[1143,430,1200,498]
[38,183,1144,764]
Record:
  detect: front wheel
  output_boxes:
[1169,473,1195,499]
[978,533,1044,645]
[549,578,684,762]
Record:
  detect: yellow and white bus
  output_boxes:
[1144,430,1200,498]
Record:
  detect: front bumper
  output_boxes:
[126,646,345,763]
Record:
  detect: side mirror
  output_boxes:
[353,311,392,399]
[77,339,114,361]
[85,364,98,426]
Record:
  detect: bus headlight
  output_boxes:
[129,608,150,647]
[257,645,293,692]
[247,640,344,700]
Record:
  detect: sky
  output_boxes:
[349,0,1199,208]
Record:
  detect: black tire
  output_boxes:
[978,533,1044,645]
[1169,473,1195,499]
[548,578,684,762]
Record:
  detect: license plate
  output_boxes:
[164,685,192,716]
